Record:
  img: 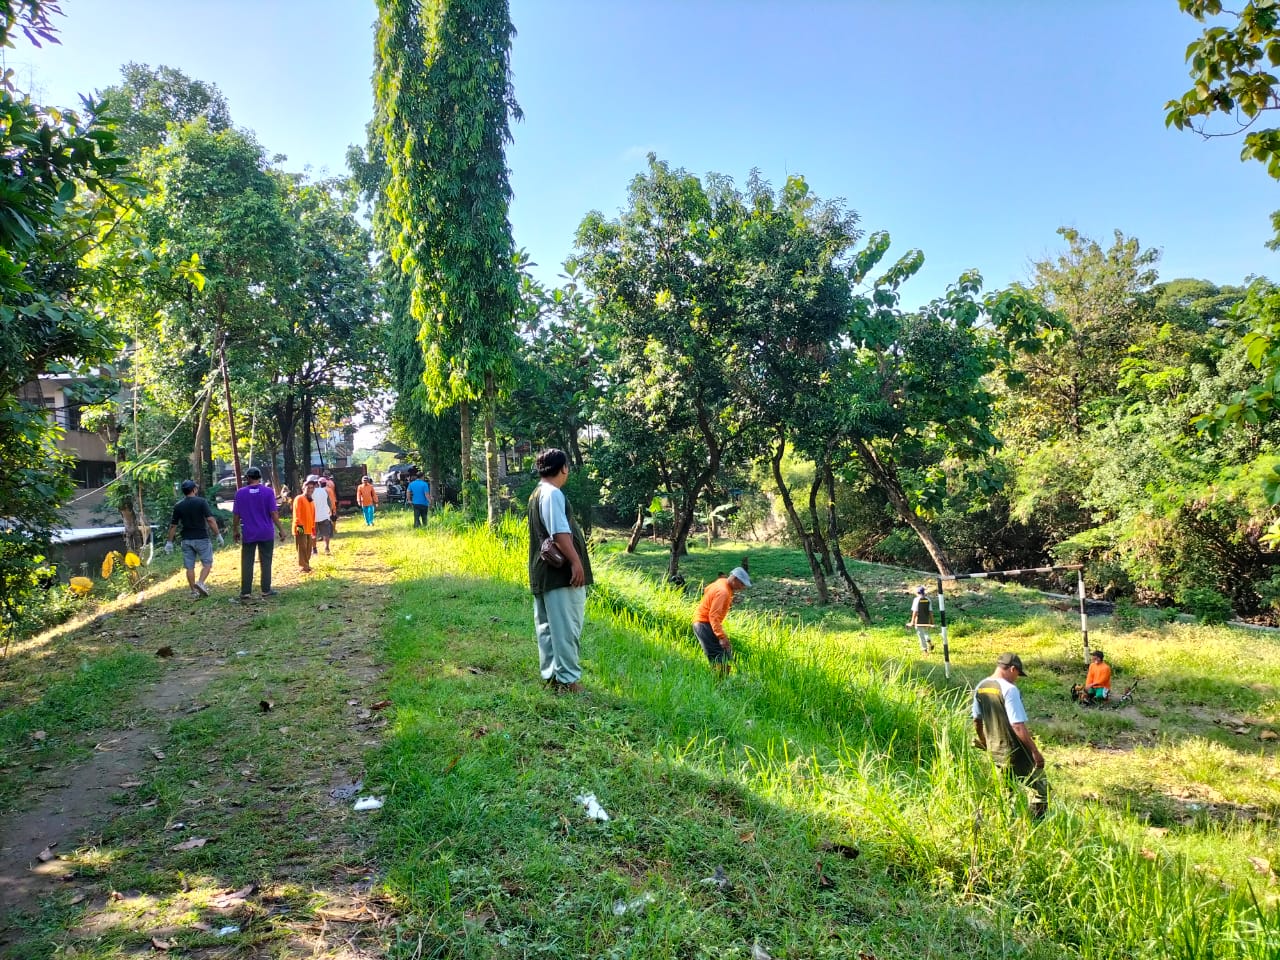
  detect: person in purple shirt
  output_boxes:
[231,467,285,600]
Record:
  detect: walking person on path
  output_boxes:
[231,467,285,600]
[312,476,335,556]
[907,585,934,653]
[692,567,751,676]
[356,476,378,526]
[972,652,1048,819]
[164,479,223,599]
[527,448,593,694]
[407,473,431,528]
[293,480,317,573]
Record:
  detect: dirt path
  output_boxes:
[0,525,397,956]
[0,655,220,936]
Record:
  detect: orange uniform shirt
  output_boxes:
[694,577,735,640]
[1086,661,1112,690]
[356,482,378,506]
[293,494,316,536]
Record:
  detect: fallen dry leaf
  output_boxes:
[1140,848,1157,860]
[209,883,256,910]
[190,921,212,931]
[1248,856,1274,876]
[119,780,143,789]
[31,730,46,742]
[156,646,174,658]
[151,937,176,950]
[150,748,166,760]
[170,837,208,852]
[739,830,756,843]
[370,699,392,711]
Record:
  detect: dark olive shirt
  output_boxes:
[527,485,593,596]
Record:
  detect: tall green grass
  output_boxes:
[371,516,1280,959]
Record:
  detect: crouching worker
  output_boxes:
[1084,649,1111,701]
[692,566,751,676]
[972,652,1048,819]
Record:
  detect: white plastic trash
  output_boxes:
[353,796,384,812]
[612,892,655,916]
[574,793,610,821]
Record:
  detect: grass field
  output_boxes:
[2,511,1278,958]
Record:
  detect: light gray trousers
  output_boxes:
[533,586,586,683]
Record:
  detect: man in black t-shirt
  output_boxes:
[165,480,223,599]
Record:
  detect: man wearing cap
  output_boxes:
[231,467,285,599]
[312,476,335,556]
[907,585,934,653]
[972,652,1048,818]
[1083,649,1112,701]
[356,476,378,527]
[693,566,752,675]
[164,480,223,599]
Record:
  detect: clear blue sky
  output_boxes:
[24,0,1278,306]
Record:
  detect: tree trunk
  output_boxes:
[278,396,298,489]
[823,461,871,624]
[852,439,954,576]
[484,375,500,528]
[459,396,473,483]
[201,418,215,494]
[118,496,146,556]
[193,388,212,488]
[772,437,829,605]
[626,503,646,553]
[807,473,832,574]
[301,396,313,480]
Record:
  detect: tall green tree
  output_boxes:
[101,63,231,156]
[373,0,521,526]
[574,157,750,580]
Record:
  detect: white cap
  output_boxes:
[305,474,320,483]
[730,566,752,587]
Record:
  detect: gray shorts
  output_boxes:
[694,621,732,663]
[181,538,213,569]
[315,519,334,538]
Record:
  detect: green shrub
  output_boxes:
[1110,598,1142,632]
[1177,585,1233,625]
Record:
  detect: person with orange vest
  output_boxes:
[1084,649,1112,701]
[692,566,752,675]
[292,479,317,573]
[356,476,379,527]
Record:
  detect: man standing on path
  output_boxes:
[693,567,751,675]
[527,448,592,694]
[231,467,285,600]
[356,476,378,526]
[312,476,335,556]
[907,585,934,653]
[164,479,223,599]
[972,652,1048,819]
[293,480,317,573]
[408,472,431,528]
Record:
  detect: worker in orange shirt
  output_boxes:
[356,476,379,526]
[292,479,318,573]
[692,566,752,675]
[1084,649,1112,701]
